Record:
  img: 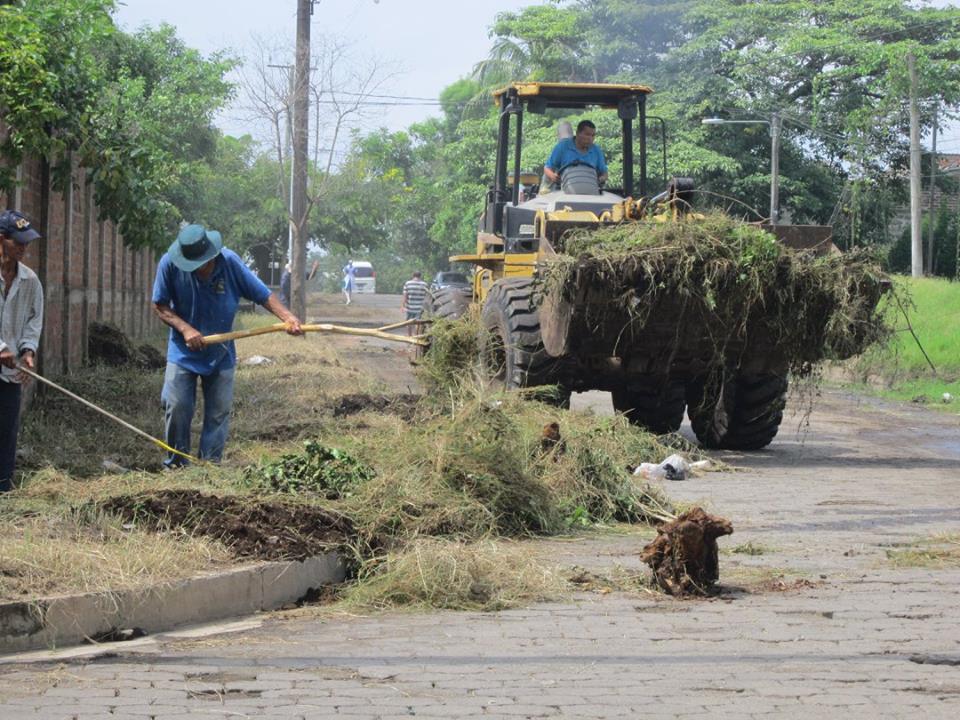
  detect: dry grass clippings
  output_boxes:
[885,534,960,568]
[0,509,231,601]
[335,538,567,612]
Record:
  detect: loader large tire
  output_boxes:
[688,372,788,450]
[479,278,569,406]
[429,286,472,320]
[611,378,686,434]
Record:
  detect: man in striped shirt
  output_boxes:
[0,210,43,493]
[401,271,429,336]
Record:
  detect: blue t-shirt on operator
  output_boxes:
[152,248,271,376]
[545,137,608,176]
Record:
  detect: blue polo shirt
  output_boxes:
[546,138,608,175]
[152,248,271,375]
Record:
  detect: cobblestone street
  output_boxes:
[2,390,958,719]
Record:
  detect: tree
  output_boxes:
[236,34,393,261]
[179,133,287,279]
[0,1,235,248]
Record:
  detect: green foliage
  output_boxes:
[243,440,374,499]
[0,2,234,249]
[180,133,287,274]
[323,0,960,269]
[887,206,959,279]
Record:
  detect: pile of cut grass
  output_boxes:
[416,309,482,396]
[542,212,892,371]
[9,301,690,609]
[337,538,566,612]
[329,388,677,552]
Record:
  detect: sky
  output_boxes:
[114,1,960,152]
[113,0,532,139]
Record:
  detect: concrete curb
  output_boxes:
[0,552,345,656]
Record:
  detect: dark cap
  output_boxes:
[0,210,41,244]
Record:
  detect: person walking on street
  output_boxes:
[401,271,429,336]
[0,210,43,493]
[152,224,302,468]
[342,261,355,305]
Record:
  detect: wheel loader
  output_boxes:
[430,82,869,450]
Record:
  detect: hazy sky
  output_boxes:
[113,0,532,138]
[114,1,959,150]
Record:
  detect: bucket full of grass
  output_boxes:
[538,212,891,371]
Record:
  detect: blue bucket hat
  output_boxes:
[168,224,223,272]
[0,210,41,244]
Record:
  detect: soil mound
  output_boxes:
[101,489,352,561]
[88,322,166,369]
[332,393,419,420]
[641,507,734,596]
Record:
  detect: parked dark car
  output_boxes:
[430,271,470,292]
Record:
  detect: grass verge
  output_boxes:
[838,275,960,410]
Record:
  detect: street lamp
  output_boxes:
[702,113,783,225]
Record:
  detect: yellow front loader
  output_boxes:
[430,82,843,450]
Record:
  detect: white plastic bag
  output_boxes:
[633,453,691,481]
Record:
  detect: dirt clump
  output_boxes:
[332,392,419,420]
[88,321,166,369]
[641,507,734,596]
[101,489,352,561]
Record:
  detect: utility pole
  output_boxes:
[769,112,782,225]
[926,102,938,275]
[291,0,313,320]
[908,53,923,278]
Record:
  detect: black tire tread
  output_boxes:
[611,379,686,434]
[480,278,569,406]
[430,286,472,320]
[689,373,788,450]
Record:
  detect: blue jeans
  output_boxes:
[161,362,235,467]
[0,380,22,492]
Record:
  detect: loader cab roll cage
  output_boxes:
[485,82,657,238]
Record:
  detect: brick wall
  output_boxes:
[1,156,162,376]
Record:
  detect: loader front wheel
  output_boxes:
[611,378,686,434]
[429,286,472,320]
[479,278,569,407]
[688,372,788,450]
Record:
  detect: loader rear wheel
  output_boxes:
[611,378,686,434]
[479,278,569,407]
[688,372,788,450]
[429,286,472,320]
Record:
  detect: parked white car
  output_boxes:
[350,260,376,293]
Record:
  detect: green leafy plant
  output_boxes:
[244,441,374,499]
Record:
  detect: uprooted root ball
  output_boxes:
[640,507,734,596]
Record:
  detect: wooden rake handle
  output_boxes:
[203,321,429,347]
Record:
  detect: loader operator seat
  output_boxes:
[560,163,601,195]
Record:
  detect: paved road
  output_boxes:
[2,338,959,718]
